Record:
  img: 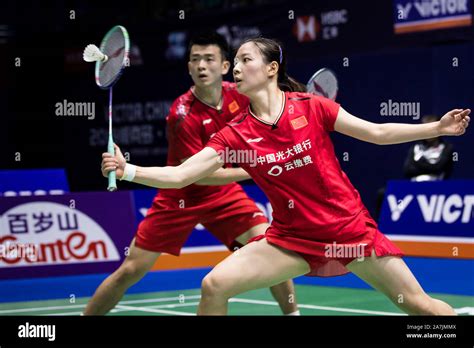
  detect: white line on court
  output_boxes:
[0,303,87,314]
[41,307,134,316]
[2,295,471,316]
[455,307,474,315]
[115,304,195,316]
[120,295,201,305]
[0,295,202,314]
[230,298,407,316]
[39,302,201,316]
[42,311,85,316]
[146,302,200,309]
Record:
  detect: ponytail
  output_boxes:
[278,73,307,93]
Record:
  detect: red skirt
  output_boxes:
[248,209,404,277]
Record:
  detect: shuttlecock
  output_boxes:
[83,44,108,62]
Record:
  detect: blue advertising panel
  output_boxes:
[393,0,472,34]
[0,169,69,197]
[379,180,474,238]
[0,192,136,279]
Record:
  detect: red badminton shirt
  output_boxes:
[163,81,249,198]
[206,92,373,247]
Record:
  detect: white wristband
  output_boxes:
[121,163,137,182]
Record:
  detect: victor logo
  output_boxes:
[387,194,474,223]
[387,194,414,221]
[397,0,469,19]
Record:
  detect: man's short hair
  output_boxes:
[188,31,230,61]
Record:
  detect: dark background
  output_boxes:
[1,0,473,216]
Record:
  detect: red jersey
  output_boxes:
[207,92,374,251]
[162,81,249,198]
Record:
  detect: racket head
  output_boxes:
[95,25,130,89]
[306,68,338,101]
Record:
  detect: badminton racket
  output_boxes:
[306,68,338,101]
[83,25,130,191]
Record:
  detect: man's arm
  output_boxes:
[334,108,470,145]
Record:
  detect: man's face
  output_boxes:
[188,44,230,87]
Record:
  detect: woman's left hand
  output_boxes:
[438,109,471,136]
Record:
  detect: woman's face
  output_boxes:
[233,42,272,95]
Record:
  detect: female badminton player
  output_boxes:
[85,33,299,316]
[101,37,470,315]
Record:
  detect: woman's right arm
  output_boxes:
[101,145,223,189]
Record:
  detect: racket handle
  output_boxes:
[107,138,117,192]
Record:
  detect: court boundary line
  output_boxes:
[2,294,472,316]
[2,296,406,316]
[41,301,203,316]
[115,304,195,316]
[230,298,406,316]
[0,295,202,314]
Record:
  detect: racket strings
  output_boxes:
[99,29,127,87]
[307,69,338,101]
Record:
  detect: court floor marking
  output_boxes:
[118,295,201,304]
[2,296,472,316]
[146,301,201,309]
[43,311,85,316]
[35,302,209,316]
[111,299,405,316]
[455,307,474,315]
[23,298,405,316]
[229,298,406,316]
[0,295,202,314]
[0,303,87,314]
[42,308,147,316]
[115,304,195,316]
[42,303,203,316]
[118,295,202,305]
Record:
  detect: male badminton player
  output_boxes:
[84,33,299,315]
[102,37,470,315]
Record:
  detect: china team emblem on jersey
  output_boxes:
[290,115,308,130]
[228,100,240,114]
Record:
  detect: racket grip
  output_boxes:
[107,138,117,192]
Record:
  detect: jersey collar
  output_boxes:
[190,86,224,112]
[248,91,286,130]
